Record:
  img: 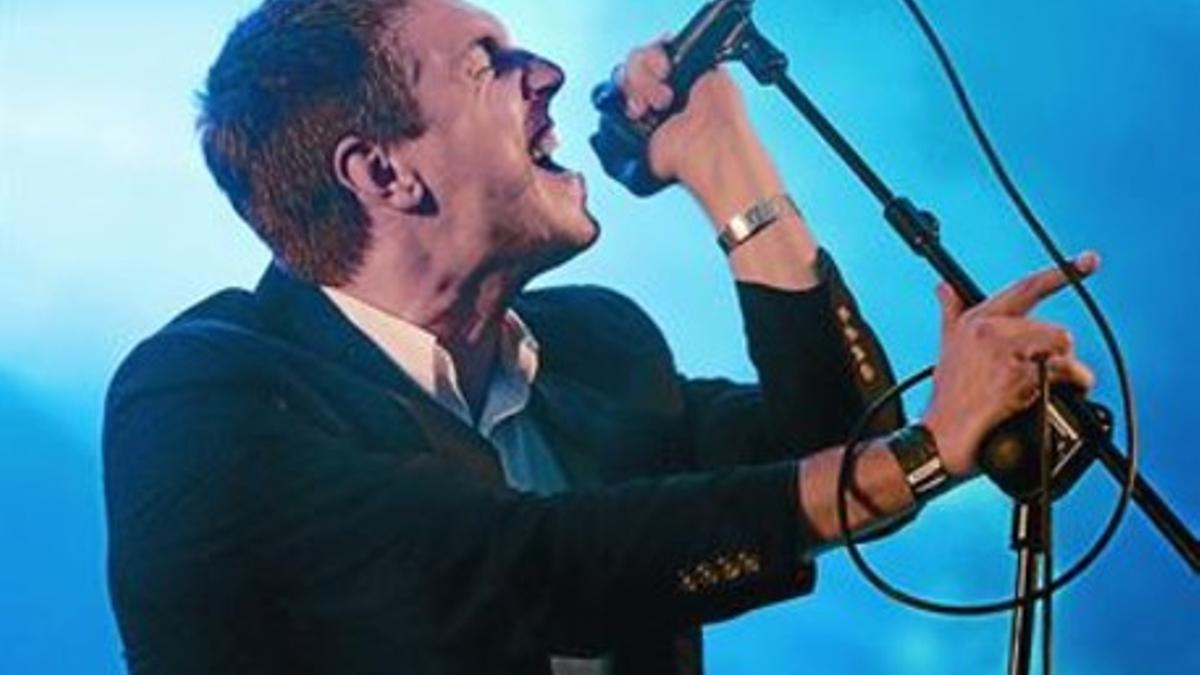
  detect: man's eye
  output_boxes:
[471,38,500,80]
[479,37,500,59]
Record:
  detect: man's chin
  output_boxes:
[572,207,601,249]
[527,210,600,279]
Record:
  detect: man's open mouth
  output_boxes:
[528,120,569,175]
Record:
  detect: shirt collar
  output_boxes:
[322,286,540,436]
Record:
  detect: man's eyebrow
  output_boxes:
[455,15,511,59]
[454,33,495,62]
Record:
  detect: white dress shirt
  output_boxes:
[322,286,571,495]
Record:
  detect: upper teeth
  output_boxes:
[531,128,558,160]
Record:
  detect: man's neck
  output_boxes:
[333,244,527,420]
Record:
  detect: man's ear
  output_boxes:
[333,135,426,212]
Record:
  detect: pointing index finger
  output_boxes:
[982,251,1100,317]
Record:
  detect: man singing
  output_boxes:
[103,0,1098,673]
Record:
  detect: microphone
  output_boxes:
[590,0,758,196]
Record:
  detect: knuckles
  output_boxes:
[963,317,997,342]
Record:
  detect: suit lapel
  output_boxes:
[531,370,687,488]
[254,263,506,487]
[528,372,612,489]
[390,393,506,487]
[254,262,415,396]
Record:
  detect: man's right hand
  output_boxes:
[921,252,1101,478]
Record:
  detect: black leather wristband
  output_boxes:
[886,424,951,505]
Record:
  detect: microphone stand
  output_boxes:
[720,15,1198,675]
[1008,500,1045,675]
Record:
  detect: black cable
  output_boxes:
[835,367,1103,614]
[895,0,1141,507]
[829,0,1143,617]
[836,368,1062,615]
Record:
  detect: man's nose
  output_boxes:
[498,49,564,101]
[524,53,564,101]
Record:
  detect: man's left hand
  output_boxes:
[616,40,781,213]
[617,37,821,288]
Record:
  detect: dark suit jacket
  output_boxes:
[103,251,901,674]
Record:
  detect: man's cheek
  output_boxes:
[484,160,536,202]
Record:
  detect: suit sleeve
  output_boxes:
[686,249,906,470]
[103,334,816,662]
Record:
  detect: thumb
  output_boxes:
[936,283,965,329]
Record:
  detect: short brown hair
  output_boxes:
[199,0,424,285]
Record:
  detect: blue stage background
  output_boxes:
[1,1,1196,672]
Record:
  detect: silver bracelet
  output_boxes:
[716,194,798,254]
